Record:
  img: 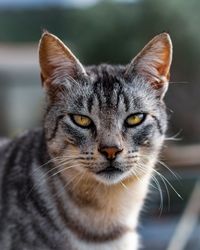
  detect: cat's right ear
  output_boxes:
[39,32,86,87]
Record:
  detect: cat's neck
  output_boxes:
[59,168,152,231]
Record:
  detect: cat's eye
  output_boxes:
[71,114,92,128]
[125,113,146,127]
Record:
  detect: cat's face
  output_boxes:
[39,32,172,185]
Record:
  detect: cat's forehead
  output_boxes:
[66,65,158,114]
[86,64,125,84]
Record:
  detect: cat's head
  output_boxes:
[39,32,172,185]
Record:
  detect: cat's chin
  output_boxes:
[94,168,131,185]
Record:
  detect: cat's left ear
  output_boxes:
[125,33,172,99]
[39,31,86,87]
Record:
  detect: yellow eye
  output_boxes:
[126,113,146,126]
[72,115,92,128]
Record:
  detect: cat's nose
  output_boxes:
[98,145,123,160]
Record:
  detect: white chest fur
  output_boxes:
[60,172,152,250]
[68,231,139,250]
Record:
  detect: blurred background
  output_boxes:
[0,0,199,249]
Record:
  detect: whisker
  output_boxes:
[27,161,81,198]
[152,168,182,200]
[151,174,164,215]
[51,171,83,200]
[164,130,183,142]
[49,165,78,178]
[164,137,181,142]
[157,160,181,181]
[135,163,164,214]
[31,152,84,174]
[169,81,189,84]
[127,161,157,191]
[71,171,86,191]
[120,181,128,190]
[31,156,63,174]
[38,159,79,179]
[158,172,171,211]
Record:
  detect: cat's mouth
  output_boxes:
[97,166,123,175]
[95,164,126,184]
[92,162,131,184]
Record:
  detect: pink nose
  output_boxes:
[98,146,123,160]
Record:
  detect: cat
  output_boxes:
[0,31,172,250]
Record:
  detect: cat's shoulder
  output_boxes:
[0,128,46,160]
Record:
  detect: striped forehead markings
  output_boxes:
[91,80,130,112]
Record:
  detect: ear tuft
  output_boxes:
[125,33,173,98]
[39,32,86,86]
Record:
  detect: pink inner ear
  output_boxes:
[126,33,172,88]
[39,32,86,85]
[136,47,171,81]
